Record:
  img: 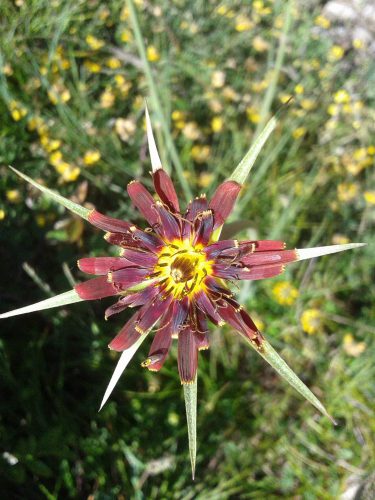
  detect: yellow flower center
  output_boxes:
[155,240,212,298]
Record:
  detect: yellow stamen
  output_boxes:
[154,239,213,299]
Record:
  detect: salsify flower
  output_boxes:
[0,107,365,478]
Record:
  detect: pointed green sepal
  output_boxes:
[245,337,336,424]
[183,376,197,480]
[229,115,277,185]
[0,289,83,319]
[99,333,149,411]
[9,166,92,220]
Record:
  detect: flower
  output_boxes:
[301,308,323,335]
[272,281,299,306]
[1,107,365,477]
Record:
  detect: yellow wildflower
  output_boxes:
[216,5,228,15]
[41,138,61,153]
[191,145,211,163]
[83,61,101,73]
[364,191,375,205]
[279,93,293,104]
[301,309,323,335]
[48,83,71,105]
[9,100,27,121]
[272,281,299,306]
[49,151,63,166]
[0,209,5,220]
[252,35,269,52]
[83,150,101,166]
[337,183,359,203]
[334,89,350,104]
[328,45,344,61]
[343,334,366,357]
[300,99,316,111]
[246,107,260,124]
[292,127,306,139]
[61,166,81,182]
[353,148,367,162]
[368,145,375,155]
[235,15,254,32]
[314,15,330,29]
[211,116,224,133]
[294,84,304,95]
[327,104,339,116]
[120,30,132,43]
[6,190,21,203]
[86,35,105,50]
[146,46,160,62]
[100,88,115,109]
[198,172,215,188]
[332,234,349,245]
[106,57,122,69]
[172,110,185,121]
[353,38,364,50]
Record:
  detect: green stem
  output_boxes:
[256,0,294,133]
[126,0,192,202]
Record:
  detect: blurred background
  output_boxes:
[0,0,374,498]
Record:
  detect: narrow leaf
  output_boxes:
[145,104,162,172]
[183,376,197,480]
[229,116,277,185]
[296,243,366,262]
[99,333,149,411]
[0,289,83,319]
[9,166,92,220]
[244,337,336,424]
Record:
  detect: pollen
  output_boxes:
[155,240,212,299]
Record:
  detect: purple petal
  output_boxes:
[75,276,118,300]
[178,328,198,384]
[77,257,130,275]
[209,180,241,229]
[127,181,159,227]
[192,210,214,246]
[153,169,180,213]
[88,210,133,233]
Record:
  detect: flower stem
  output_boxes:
[126,0,193,202]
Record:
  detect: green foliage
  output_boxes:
[0,0,374,498]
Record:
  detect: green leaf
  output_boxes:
[229,116,277,185]
[183,377,197,480]
[9,166,92,220]
[99,333,150,410]
[0,289,83,319]
[244,337,336,424]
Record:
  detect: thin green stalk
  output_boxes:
[256,0,294,133]
[126,0,192,202]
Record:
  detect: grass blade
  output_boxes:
[0,289,83,319]
[183,376,197,480]
[9,166,92,220]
